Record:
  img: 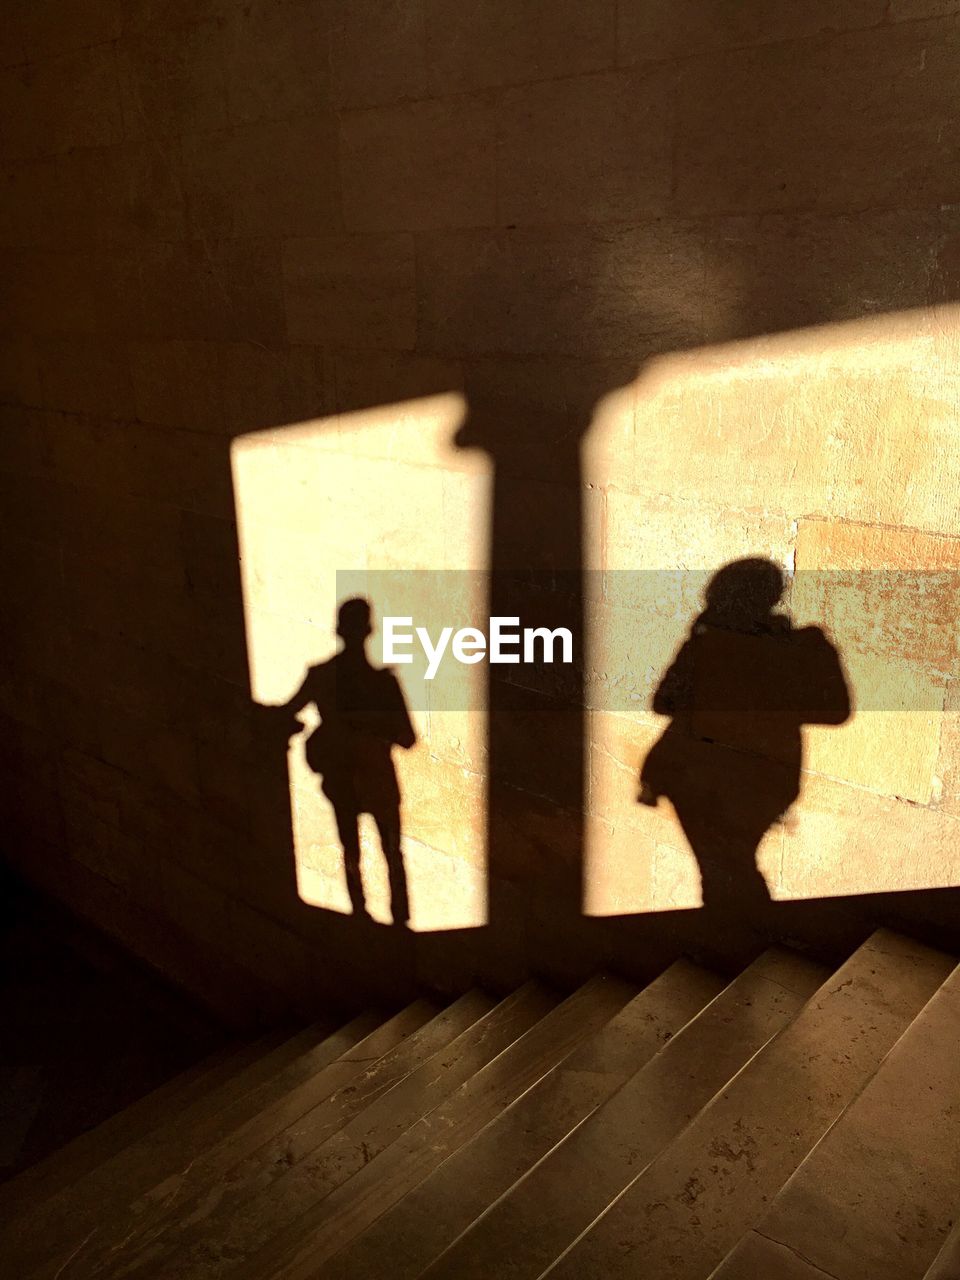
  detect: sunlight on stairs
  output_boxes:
[1,930,957,1280]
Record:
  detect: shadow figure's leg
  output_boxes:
[673,803,773,914]
[332,802,368,919]
[374,806,410,928]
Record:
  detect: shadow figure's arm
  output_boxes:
[265,668,317,736]
[386,673,417,750]
[652,635,696,716]
[795,627,852,725]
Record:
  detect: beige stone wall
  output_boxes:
[2,0,960,1018]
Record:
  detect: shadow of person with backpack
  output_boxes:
[639,558,851,919]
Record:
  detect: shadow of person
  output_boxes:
[280,597,416,927]
[639,558,851,920]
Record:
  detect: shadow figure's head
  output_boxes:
[704,558,786,631]
[337,597,373,646]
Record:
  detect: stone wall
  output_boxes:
[2,0,960,1020]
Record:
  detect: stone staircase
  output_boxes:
[1,929,958,1280]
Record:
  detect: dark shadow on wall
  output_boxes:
[283,4,960,1000]
[273,597,415,928]
[5,1,960,1023]
[639,558,851,917]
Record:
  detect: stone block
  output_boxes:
[181,116,341,239]
[226,898,312,1001]
[587,708,666,825]
[703,208,948,343]
[630,307,960,533]
[6,142,186,249]
[3,149,122,251]
[19,0,121,60]
[341,96,497,232]
[332,354,465,471]
[124,140,189,241]
[0,246,143,340]
[794,519,960,674]
[0,405,51,477]
[219,342,328,434]
[582,804,675,916]
[841,0,890,26]
[890,0,960,15]
[676,21,960,216]
[935,680,960,816]
[0,46,123,162]
[603,489,794,575]
[426,0,616,92]
[158,858,235,955]
[617,505,960,805]
[404,834,487,931]
[782,771,960,897]
[282,234,416,349]
[115,21,228,141]
[59,747,123,834]
[130,339,223,432]
[399,750,486,870]
[619,0,842,64]
[38,338,135,418]
[221,0,331,126]
[0,8,25,68]
[119,416,235,515]
[120,0,233,33]
[330,0,428,109]
[137,238,285,344]
[417,223,704,358]
[497,68,674,225]
[440,466,492,571]
[97,705,199,804]
[803,647,944,803]
[423,705,487,776]
[486,779,583,892]
[0,339,41,406]
[64,482,182,570]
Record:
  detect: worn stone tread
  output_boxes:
[421,947,827,1280]
[925,1216,960,1280]
[4,1009,432,1278]
[230,974,639,1280]
[712,961,960,1280]
[322,960,724,1280]
[74,992,494,1280]
[0,1030,288,1221]
[542,930,955,1280]
[707,1231,840,1279]
[104,982,560,1280]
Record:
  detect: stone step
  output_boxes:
[0,1029,290,1220]
[421,947,827,1280]
[711,961,960,1280]
[925,1219,960,1280]
[110,982,562,1280]
[76,990,496,1280]
[542,930,955,1280]
[707,1232,843,1279]
[5,1004,437,1279]
[323,960,725,1280]
[233,974,640,1280]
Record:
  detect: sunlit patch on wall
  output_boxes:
[231,392,492,931]
[582,306,960,916]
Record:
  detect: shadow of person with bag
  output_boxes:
[639,558,851,918]
[279,597,416,926]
